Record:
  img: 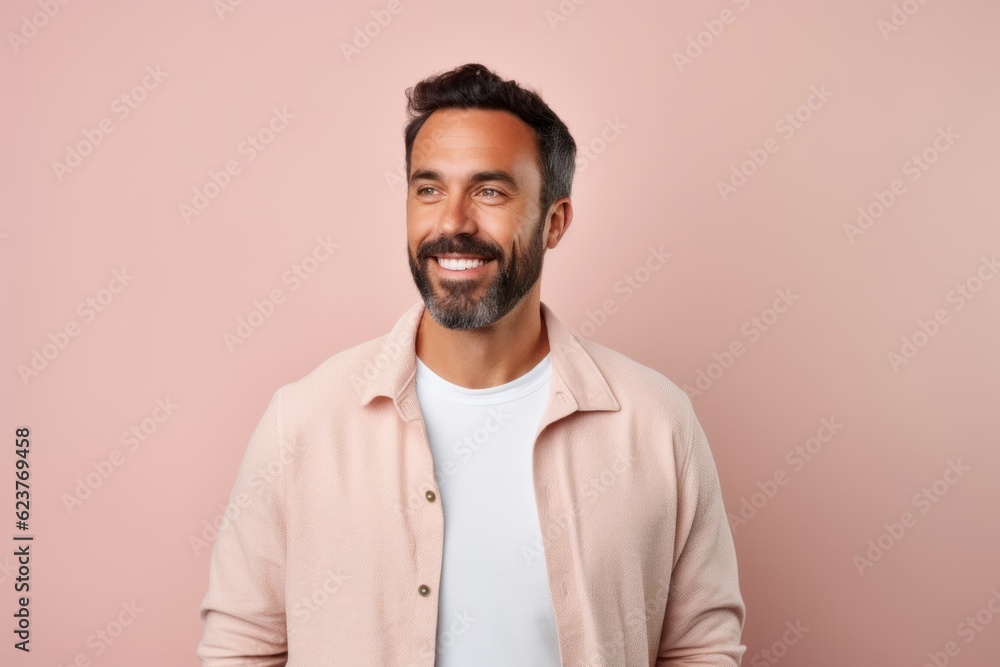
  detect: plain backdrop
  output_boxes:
[3,0,999,665]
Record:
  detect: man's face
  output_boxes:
[406,108,548,330]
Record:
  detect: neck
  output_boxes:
[415,290,550,389]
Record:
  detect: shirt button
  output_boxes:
[418,584,431,596]
[425,490,436,502]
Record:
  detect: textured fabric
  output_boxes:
[196,299,747,666]
[414,351,560,665]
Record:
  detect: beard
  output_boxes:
[407,212,547,330]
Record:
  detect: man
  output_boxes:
[197,63,746,666]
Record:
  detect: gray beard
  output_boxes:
[407,215,546,330]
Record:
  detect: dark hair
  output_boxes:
[403,63,576,214]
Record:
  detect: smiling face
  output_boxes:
[406,108,551,330]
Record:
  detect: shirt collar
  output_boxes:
[357,300,620,423]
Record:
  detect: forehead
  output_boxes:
[410,108,540,179]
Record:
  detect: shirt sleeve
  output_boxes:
[197,388,289,666]
[656,398,747,665]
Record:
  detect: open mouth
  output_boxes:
[433,256,495,273]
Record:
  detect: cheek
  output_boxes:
[406,236,424,260]
[405,211,428,242]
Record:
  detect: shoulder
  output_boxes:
[574,336,702,469]
[273,330,396,416]
[569,335,709,480]
[576,336,694,418]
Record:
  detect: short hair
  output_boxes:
[403,63,577,214]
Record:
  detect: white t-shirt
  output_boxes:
[415,352,560,666]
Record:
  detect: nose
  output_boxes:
[436,191,478,238]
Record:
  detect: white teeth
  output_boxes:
[436,257,488,271]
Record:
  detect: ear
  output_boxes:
[544,197,573,249]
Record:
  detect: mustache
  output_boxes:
[418,237,502,261]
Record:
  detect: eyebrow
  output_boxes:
[409,169,520,190]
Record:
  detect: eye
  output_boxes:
[416,186,436,196]
[479,187,502,198]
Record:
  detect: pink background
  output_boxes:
[4,0,1000,664]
